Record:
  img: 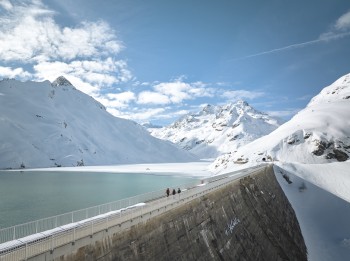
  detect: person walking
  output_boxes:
[166,188,170,197]
[172,188,176,198]
[177,188,181,194]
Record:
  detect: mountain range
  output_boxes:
[148,101,282,158]
[0,77,197,169]
[2,72,349,171]
[211,73,350,172]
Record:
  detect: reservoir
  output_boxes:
[0,170,199,229]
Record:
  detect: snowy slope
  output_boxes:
[274,163,350,261]
[148,101,282,158]
[0,77,197,169]
[209,73,350,261]
[211,73,350,172]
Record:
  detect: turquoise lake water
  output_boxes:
[0,170,198,228]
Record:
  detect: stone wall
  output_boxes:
[57,165,307,261]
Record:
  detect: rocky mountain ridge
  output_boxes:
[211,73,350,172]
[148,100,282,158]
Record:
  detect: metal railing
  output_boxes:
[0,165,265,261]
[0,179,202,244]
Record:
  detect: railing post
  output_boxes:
[51,235,54,251]
[13,226,15,240]
[35,220,38,233]
[73,227,76,243]
[25,243,27,260]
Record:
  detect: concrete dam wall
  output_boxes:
[42,165,307,261]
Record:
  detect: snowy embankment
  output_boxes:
[21,161,214,178]
[274,162,350,261]
[276,162,350,203]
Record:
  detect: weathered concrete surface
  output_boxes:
[58,165,307,261]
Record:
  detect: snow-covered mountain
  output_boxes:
[211,73,350,172]
[148,101,282,158]
[0,77,197,169]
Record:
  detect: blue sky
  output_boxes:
[1,0,350,125]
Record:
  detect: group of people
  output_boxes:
[166,187,181,197]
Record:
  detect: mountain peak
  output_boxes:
[201,104,215,114]
[308,73,350,107]
[52,76,73,87]
[211,72,350,173]
[235,100,249,106]
[148,101,281,158]
[0,78,196,169]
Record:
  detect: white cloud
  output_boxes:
[222,90,264,101]
[33,61,94,95]
[267,108,301,118]
[134,80,262,113]
[129,108,167,121]
[173,109,190,116]
[107,91,136,103]
[0,66,31,79]
[151,80,214,104]
[97,91,136,109]
[0,1,281,125]
[189,86,215,97]
[0,0,13,10]
[32,58,131,96]
[318,10,350,42]
[233,10,350,61]
[0,0,132,99]
[154,81,191,103]
[0,1,122,63]
[66,75,101,95]
[108,107,166,121]
[335,10,350,30]
[138,91,170,105]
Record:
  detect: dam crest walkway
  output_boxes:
[0,164,267,261]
